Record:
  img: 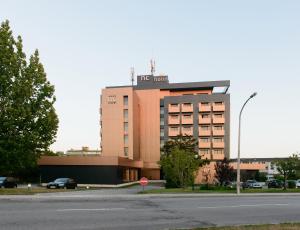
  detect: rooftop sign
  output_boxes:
[137,75,169,86]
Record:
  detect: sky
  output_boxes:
[1,1,300,158]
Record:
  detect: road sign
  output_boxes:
[139,177,148,186]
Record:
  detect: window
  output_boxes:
[160,140,164,148]
[124,109,128,121]
[201,102,209,106]
[160,107,164,115]
[200,149,209,155]
[215,102,223,105]
[160,118,164,125]
[123,96,128,106]
[182,126,192,131]
[107,95,116,104]
[200,138,209,142]
[213,138,223,142]
[201,114,210,119]
[183,114,192,118]
[170,104,178,107]
[170,127,179,132]
[160,129,164,137]
[124,122,128,133]
[214,126,223,130]
[124,147,128,157]
[124,135,128,145]
[171,115,179,119]
[183,103,192,107]
[214,114,223,118]
[214,149,223,154]
[200,126,210,130]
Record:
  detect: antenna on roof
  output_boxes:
[150,59,155,75]
[130,67,135,86]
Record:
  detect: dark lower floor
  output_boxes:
[40,165,142,185]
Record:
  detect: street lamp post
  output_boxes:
[237,92,257,195]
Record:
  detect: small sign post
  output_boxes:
[139,177,149,192]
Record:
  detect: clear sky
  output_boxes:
[1,1,300,158]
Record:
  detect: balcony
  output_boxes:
[213,117,225,124]
[199,116,211,124]
[200,153,211,160]
[182,115,193,124]
[213,142,225,148]
[169,104,180,113]
[199,103,211,112]
[212,153,224,160]
[199,141,211,148]
[169,127,180,137]
[182,128,193,136]
[168,115,180,125]
[181,103,193,113]
[213,129,224,136]
[213,103,225,111]
[198,128,211,136]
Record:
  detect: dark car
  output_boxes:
[242,180,258,189]
[0,177,18,188]
[46,178,77,189]
[268,180,283,188]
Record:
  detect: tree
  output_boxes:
[160,135,209,188]
[162,134,198,155]
[0,20,58,176]
[214,157,234,186]
[274,154,300,190]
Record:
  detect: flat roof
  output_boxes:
[106,80,230,93]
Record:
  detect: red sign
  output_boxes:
[139,177,149,186]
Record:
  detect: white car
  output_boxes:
[296,179,300,188]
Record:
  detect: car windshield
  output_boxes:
[54,178,68,183]
[0,177,6,182]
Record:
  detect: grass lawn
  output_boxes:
[194,223,300,230]
[140,187,300,194]
[0,187,82,195]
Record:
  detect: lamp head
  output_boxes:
[250,92,257,98]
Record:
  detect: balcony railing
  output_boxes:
[168,116,180,125]
[213,129,225,136]
[212,142,225,148]
[213,117,225,124]
[199,117,211,124]
[199,104,211,112]
[199,142,211,148]
[169,128,180,136]
[198,129,211,136]
[213,104,225,111]
[182,129,193,136]
[168,104,180,113]
[181,104,193,113]
[182,115,193,124]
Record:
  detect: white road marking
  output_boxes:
[198,204,289,209]
[56,208,125,212]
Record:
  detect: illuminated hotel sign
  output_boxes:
[137,75,169,86]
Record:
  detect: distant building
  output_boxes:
[66,147,101,156]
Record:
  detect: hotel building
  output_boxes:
[39,74,230,185]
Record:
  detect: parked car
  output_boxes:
[242,180,261,189]
[224,181,236,188]
[46,178,77,189]
[0,177,18,188]
[268,179,284,188]
[296,179,300,188]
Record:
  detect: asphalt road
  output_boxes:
[1,191,300,230]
